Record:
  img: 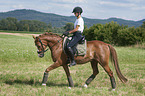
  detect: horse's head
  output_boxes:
[33,32,63,58]
[32,35,48,58]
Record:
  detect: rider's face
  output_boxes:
[74,12,79,17]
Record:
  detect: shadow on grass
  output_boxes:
[2,74,79,87]
[5,79,81,88]
[5,79,41,86]
[4,79,74,87]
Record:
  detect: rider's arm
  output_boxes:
[69,25,79,34]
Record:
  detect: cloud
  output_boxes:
[131,6,145,11]
[0,0,144,21]
[48,0,87,4]
[99,1,136,8]
[98,0,145,12]
[126,0,144,3]
[45,0,88,16]
[12,4,24,9]
[60,0,85,3]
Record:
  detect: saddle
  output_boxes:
[63,36,87,56]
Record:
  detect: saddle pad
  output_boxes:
[76,40,87,56]
[63,36,87,56]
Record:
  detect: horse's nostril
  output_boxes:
[38,53,44,58]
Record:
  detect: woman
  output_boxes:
[63,7,84,67]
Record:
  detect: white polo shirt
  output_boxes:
[74,17,84,33]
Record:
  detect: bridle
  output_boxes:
[37,38,48,54]
[37,38,63,54]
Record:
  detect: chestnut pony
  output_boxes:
[32,32,127,90]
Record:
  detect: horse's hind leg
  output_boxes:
[102,64,116,90]
[84,60,99,88]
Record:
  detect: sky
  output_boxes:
[0,0,145,21]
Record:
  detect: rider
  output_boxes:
[63,7,84,67]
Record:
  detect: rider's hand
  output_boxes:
[63,31,69,36]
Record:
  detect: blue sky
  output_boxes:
[0,0,145,21]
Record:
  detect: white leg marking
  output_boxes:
[68,87,71,89]
[112,89,115,91]
[42,83,46,86]
[84,84,88,88]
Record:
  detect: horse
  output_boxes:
[32,32,127,90]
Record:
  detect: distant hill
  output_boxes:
[0,9,144,27]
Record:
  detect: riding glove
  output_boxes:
[63,32,69,36]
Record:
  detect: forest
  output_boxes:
[0,17,144,46]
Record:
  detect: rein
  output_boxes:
[37,38,63,54]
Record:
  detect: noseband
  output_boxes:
[37,38,49,54]
[37,38,62,54]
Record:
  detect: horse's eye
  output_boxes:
[36,44,40,48]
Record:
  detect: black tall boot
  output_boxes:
[67,47,76,67]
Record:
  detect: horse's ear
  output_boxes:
[32,35,36,39]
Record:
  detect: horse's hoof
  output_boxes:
[68,87,71,89]
[112,89,115,91]
[42,83,46,86]
[83,84,88,88]
[109,88,115,91]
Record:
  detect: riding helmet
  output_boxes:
[72,7,83,13]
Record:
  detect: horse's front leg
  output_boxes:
[42,61,61,86]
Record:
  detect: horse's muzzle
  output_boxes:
[38,53,44,58]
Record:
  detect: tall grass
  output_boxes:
[0,34,52,63]
[0,34,144,96]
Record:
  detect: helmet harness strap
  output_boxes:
[77,12,80,17]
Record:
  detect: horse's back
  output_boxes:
[87,40,109,50]
[86,40,110,60]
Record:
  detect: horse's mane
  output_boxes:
[39,32,62,38]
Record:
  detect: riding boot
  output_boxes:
[66,57,70,64]
[67,47,76,67]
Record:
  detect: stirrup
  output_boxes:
[68,61,76,67]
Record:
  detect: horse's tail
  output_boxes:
[108,45,128,83]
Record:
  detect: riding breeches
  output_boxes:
[67,32,83,48]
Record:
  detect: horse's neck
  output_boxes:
[43,34,63,62]
[45,35,62,50]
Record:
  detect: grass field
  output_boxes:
[0,33,145,96]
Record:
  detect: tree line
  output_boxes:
[83,21,145,46]
[0,17,56,32]
[0,17,144,46]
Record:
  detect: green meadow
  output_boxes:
[0,33,144,96]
